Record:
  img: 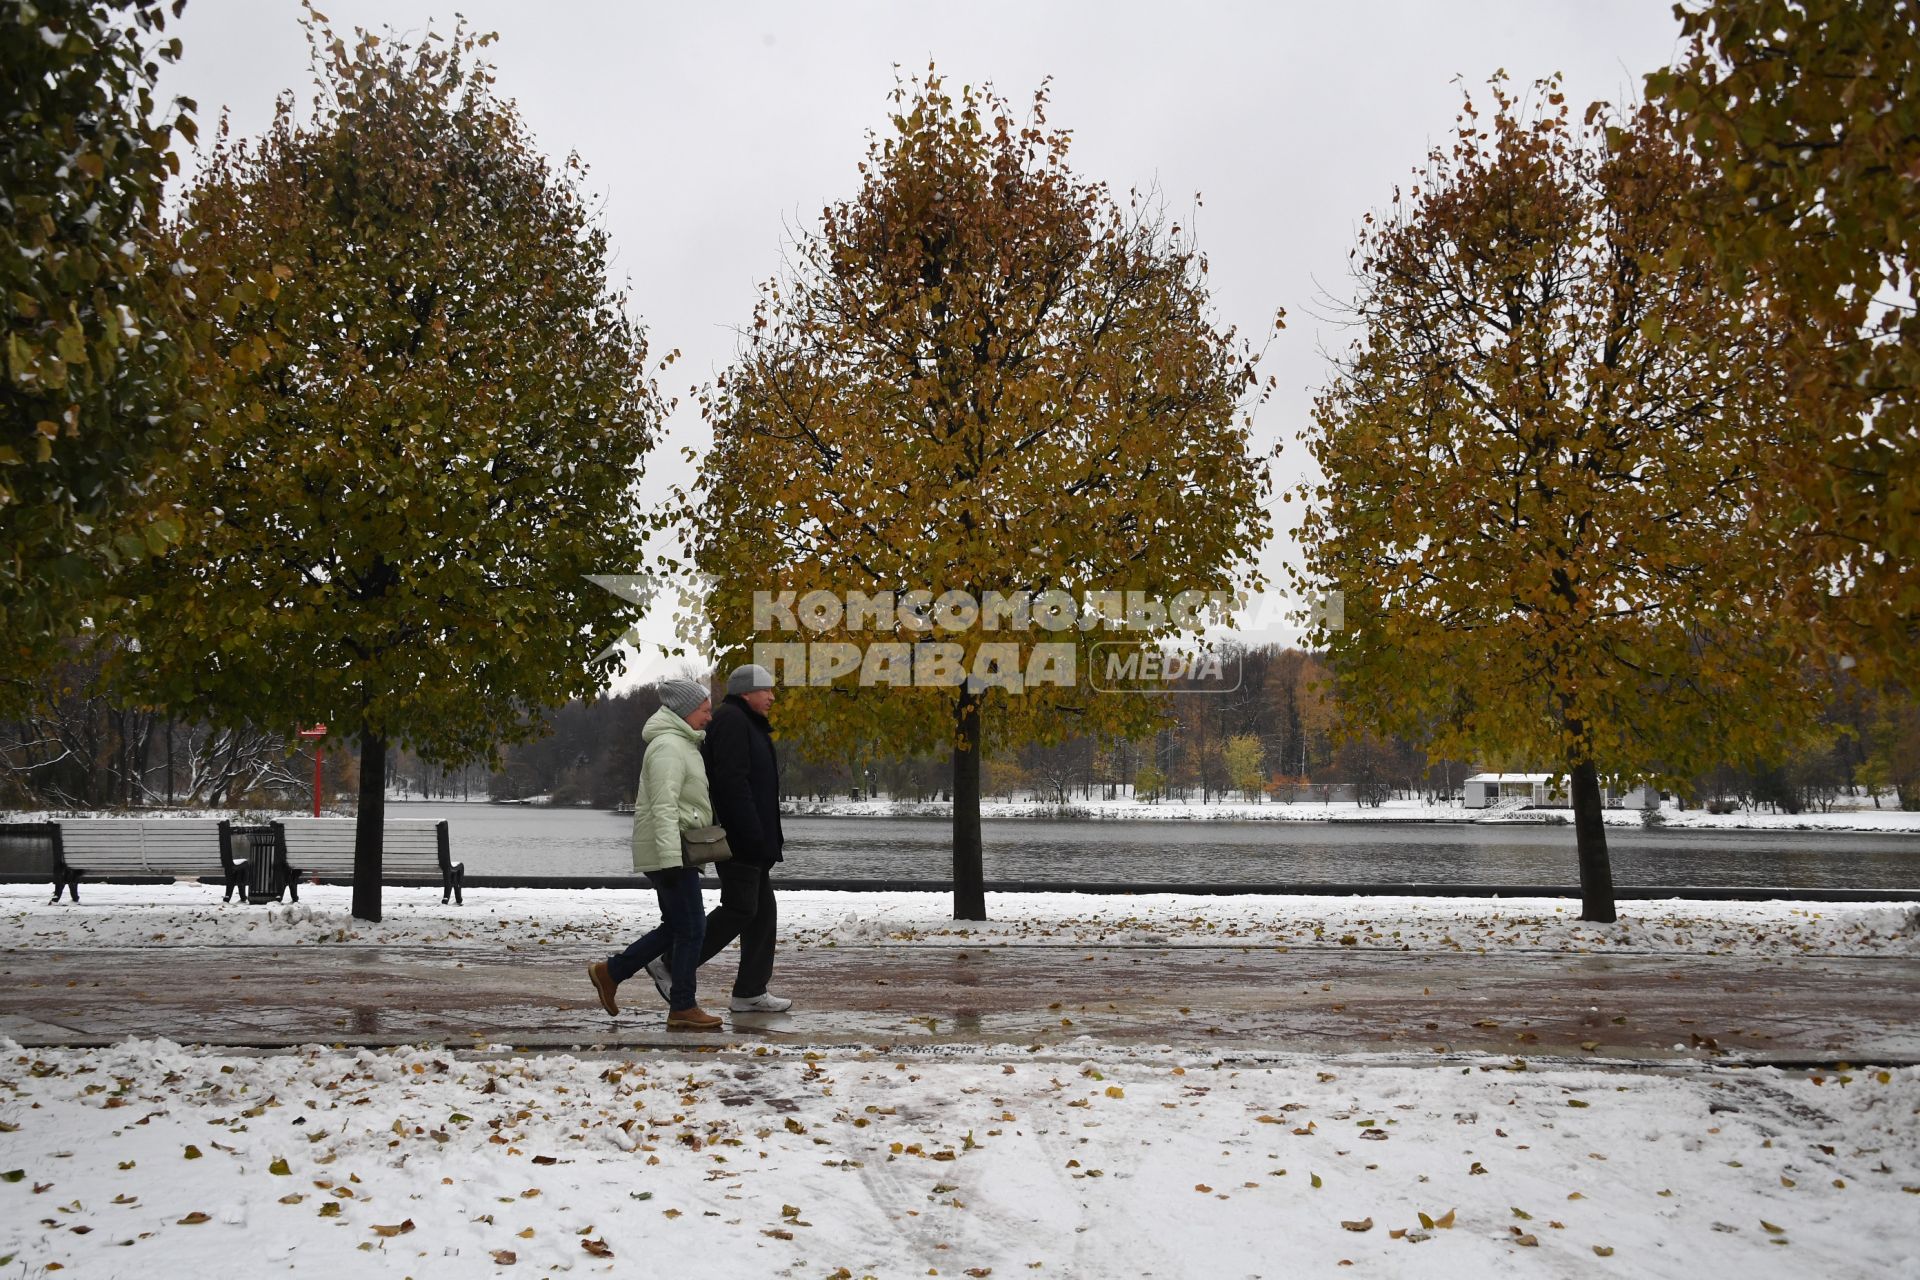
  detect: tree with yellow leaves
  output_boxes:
[1298,81,1828,921]
[1648,0,1919,689]
[683,71,1274,919]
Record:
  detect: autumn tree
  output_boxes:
[1648,0,1919,689]
[1132,761,1165,803]
[683,72,1273,919]
[1224,734,1264,802]
[1297,81,1827,921]
[123,17,660,919]
[2,0,198,714]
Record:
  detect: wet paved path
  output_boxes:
[4,943,1916,1063]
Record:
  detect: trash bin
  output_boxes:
[239,826,286,905]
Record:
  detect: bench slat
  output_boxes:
[31,817,463,906]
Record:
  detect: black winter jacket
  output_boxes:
[701,694,784,866]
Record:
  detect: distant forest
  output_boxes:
[4,642,1915,813]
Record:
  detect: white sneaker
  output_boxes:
[645,957,672,1003]
[729,991,792,1013]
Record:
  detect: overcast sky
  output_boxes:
[158,0,1687,685]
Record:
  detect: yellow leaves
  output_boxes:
[370,1220,415,1238]
[1341,1217,1374,1233]
[1416,1208,1455,1230]
[269,1157,292,1175]
[176,1212,210,1225]
[582,1238,613,1257]
[491,1250,517,1265]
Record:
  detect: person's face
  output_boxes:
[685,698,713,730]
[743,686,775,716]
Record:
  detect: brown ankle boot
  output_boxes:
[666,1004,722,1030]
[587,960,618,1017]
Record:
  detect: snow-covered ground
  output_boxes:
[4,888,1919,1276]
[3,1037,1916,1277]
[2,883,1917,959]
[783,796,1920,833]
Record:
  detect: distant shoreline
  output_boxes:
[8,796,1918,836]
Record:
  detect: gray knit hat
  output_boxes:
[656,678,711,722]
[725,663,776,695]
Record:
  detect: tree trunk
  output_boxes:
[951,689,986,921]
[353,725,386,922]
[1569,758,1615,922]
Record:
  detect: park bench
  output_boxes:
[0,819,264,903]
[264,818,464,904]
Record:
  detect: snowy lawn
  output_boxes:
[4,888,1918,1275]
[1,1038,1915,1278]
[2,883,1916,961]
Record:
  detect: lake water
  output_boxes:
[389,802,1920,891]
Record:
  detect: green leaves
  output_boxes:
[115,10,663,910]
[0,0,199,711]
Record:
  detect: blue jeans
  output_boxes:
[607,867,705,1009]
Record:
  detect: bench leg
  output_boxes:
[282,870,299,904]
[53,872,80,904]
[443,865,465,905]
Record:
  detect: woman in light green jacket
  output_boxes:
[587,679,721,1029]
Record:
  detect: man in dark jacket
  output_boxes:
[694,662,790,1012]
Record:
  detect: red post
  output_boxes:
[297,724,328,817]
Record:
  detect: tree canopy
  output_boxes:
[682,71,1275,919]
[1,0,196,713]
[1298,81,1828,921]
[123,15,662,918]
[1648,0,1920,688]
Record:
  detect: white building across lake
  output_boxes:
[1462,772,1659,810]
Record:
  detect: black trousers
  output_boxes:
[698,860,777,998]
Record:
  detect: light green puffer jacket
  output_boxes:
[629,705,713,873]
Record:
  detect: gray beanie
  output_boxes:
[726,663,775,695]
[656,678,711,722]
